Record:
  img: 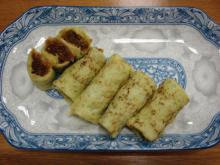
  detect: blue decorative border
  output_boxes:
[126,58,186,88]
[0,6,220,151]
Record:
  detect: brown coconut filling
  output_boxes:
[45,38,75,63]
[61,30,89,51]
[31,51,50,76]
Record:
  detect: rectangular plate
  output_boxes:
[0,6,220,151]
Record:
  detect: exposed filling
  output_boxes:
[31,50,50,76]
[45,38,75,63]
[61,30,89,51]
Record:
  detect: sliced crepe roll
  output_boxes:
[70,54,132,124]
[58,27,92,56]
[42,37,80,71]
[27,49,55,90]
[127,79,189,141]
[53,47,105,102]
[99,71,157,137]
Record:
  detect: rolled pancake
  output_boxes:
[42,37,80,71]
[127,79,189,141]
[58,27,92,56]
[53,47,105,102]
[27,49,55,90]
[70,54,132,124]
[99,71,156,137]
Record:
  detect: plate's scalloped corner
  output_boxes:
[188,6,220,24]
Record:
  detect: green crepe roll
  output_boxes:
[53,47,106,102]
[127,79,189,141]
[27,49,55,90]
[58,27,92,56]
[70,54,132,124]
[42,37,80,71]
[99,71,157,137]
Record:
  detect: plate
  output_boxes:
[0,6,220,151]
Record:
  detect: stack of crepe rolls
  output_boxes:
[27,27,189,141]
[27,27,92,90]
[68,55,189,140]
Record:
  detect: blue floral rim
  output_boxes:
[0,6,220,151]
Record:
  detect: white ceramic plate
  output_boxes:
[0,6,220,151]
